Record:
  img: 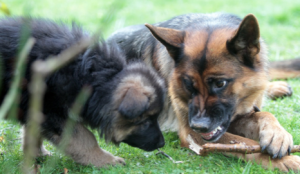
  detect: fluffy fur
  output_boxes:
[0,17,165,167]
[108,12,300,172]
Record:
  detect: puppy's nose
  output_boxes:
[157,134,165,148]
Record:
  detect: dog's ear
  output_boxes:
[118,88,149,119]
[226,14,260,68]
[145,24,184,62]
[81,46,100,75]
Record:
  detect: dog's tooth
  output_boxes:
[217,126,222,131]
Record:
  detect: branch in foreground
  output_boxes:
[0,38,35,120]
[22,35,97,174]
[58,86,92,150]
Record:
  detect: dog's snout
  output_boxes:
[190,119,211,132]
[190,111,211,132]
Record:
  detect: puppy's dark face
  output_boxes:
[145,14,268,142]
[110,63,165,151]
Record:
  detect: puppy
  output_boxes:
[0,17,165,167]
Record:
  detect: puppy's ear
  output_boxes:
[226,14,260,68]
[81,46,99,74]
[145,24,184,63]
[118,88,149,119]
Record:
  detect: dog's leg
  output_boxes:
[21,126,51,156]
[266,81,293,99]
[177,118,205,148]
[178,120,300,172]
[48,123,125,167]
[228,111,293,159]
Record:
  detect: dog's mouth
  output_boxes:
[199,125,226,142]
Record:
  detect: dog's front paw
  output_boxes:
[259,121,293,159]
[247,153,300,172]
[95,149,126,167]
[266,81,292,99]
[269,155,300,172]
[111,156,126,166]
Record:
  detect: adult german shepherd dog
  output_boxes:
[0,18,165,167]
[108,12,300,172]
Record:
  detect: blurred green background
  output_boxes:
[3,0,300,61]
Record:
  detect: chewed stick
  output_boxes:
[186,134,300,156]
[201,143,300,155]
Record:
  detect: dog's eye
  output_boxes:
[183,77,196,94]
[214,80,227,88]
[139,120,151,130]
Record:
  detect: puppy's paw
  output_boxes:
[98,154,126,167]
[266,81,292,99]
[111,156,126,166]
[259,122,293,159]
[37,145,51,157]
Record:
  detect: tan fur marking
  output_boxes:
[184,30,208,59]
[206,28,235,58]
[113,74,156,110]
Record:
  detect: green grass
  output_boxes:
[0,0,300,173]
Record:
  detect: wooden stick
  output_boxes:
[186,134,300,156]
[0,38,34,120]
[200,143,300,155]
[22,35,97,174]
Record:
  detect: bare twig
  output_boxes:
[34,36,97,76]
[58,86,92,150]
[41,86,92,172]
[0,38,35,120]
[22,35,97,174]
[156,148,184,164]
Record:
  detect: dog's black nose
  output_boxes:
[190,116,211,132]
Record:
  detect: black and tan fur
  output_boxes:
[0,17,166,167]
[108,12,300,172]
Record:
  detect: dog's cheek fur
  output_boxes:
[231,68,268,117]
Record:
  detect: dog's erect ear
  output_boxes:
[226,14,260,68]
[145,24,184,62]
[118,88,149,119]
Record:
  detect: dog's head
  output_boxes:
[111,62,166,151]
[81,42,165,151]
[146,14,268,142]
